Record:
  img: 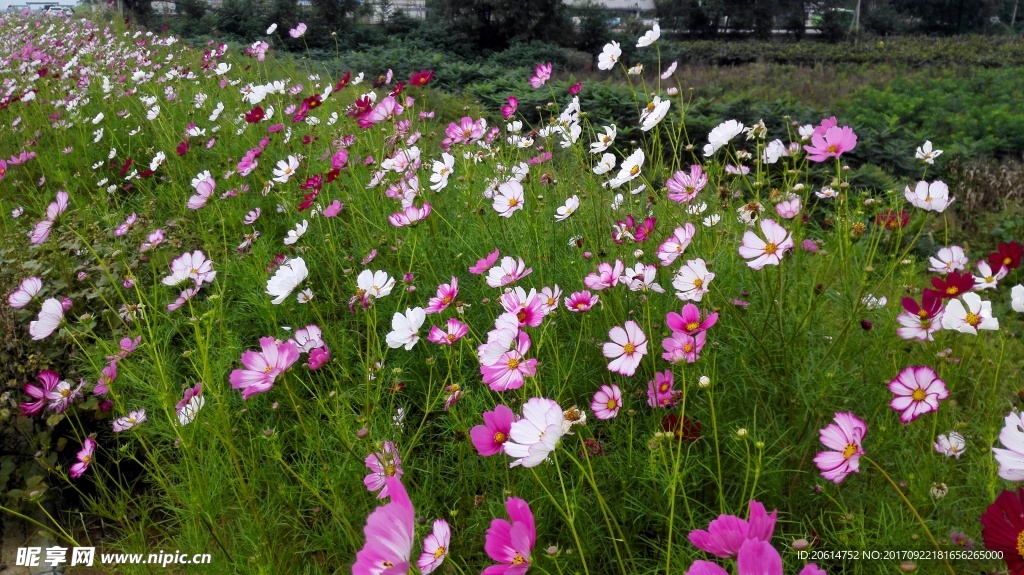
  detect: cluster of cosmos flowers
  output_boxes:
[3,12,1024,575]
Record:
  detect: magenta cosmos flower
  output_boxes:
[738,219,794,269]
[427,318,469,346]
[803,124,857,162]
[686,539,824,575]
[564,290,599,312]
[814,411,867,484]
[471,404,516,456]
[529,62,552,89]
[353,476,414,575]
[483,496,536,575]
[603,320,648,376]
[666,303,718,335]
[425,276,459,314]
[70,438,96,479]
[647,370,680,408]
[888,366,949,424]
[688,499,777,558]
[228,337,301,399]
[20,369,61,416]
[896,292,944,341]
[418,519,451,574]
[481,331,538,392]
[591,384,622,420]
[364,441,403,499]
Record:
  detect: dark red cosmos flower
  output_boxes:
[989,241,1024,272]
[346,96,373,119]
[304,94,322,110]
[929,271,975,299]
[408,70,434,87]
[265,254,287,274]
[245,106,264,124]
[661,413,701,442]
[300,175,322,191]
[901,290,942,319]
[980,487,1024,575]
[569,81,582,95]
[298,191,319,212]
[118,157,133,177]
[334,70,351,92]
[175,140,190,156]
[389,81,405,97]
[291,101,310,123]
[875,209,909,231]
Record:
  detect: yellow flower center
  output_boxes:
[629,165,640,177]
[442,295,452,304]
[447,333,456,342]
[508,197,519,207]
[606,399,618,410]
[764,242,778,255]
[917,309,929,318]
[511,554,527,565]
[385,464,396,476]
[1005,256,1013,266]
[494,431,507,443]
[985,276,994,283]
[945,286,959,295]
[685,321,699,332]
[683,343,694,353]
[842,443,858,459]
[826,144,839,154]
[623,343,636,354]
[517,310,527,323]
[507,358,520,369]
[82,455,92,464]
[692,278,703,288]
[264,366,274,373]
[575,302,587,310]
[433,547,446,559]
[965,312,980,327]
[912,389,927,402]
[1017,530,1024,559]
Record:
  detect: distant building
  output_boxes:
[152,0,176,14]
[563,0,655,17]
[366,0,426,22]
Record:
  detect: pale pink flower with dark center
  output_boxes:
[493,180,525,218]
[657,224,695,267]
[162,250,217,287]
[485,256,532,288]
[188,171,215,210]
[738,219,794,269]
[584,259,624,291]
[228,337,301,400]
[418,519,451,574]
[539,285,561,314]
[603,320,648,376]
[388,203,432,227]
[591,384,622,420]
[45,377,82,413]
[888,365,949,423]
[673,258,714,301]
[774,194,801,219]
[113,409,147,432]
[934,432,966,459]
[928,245,968,274]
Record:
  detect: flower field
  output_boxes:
[3,11,1024,575]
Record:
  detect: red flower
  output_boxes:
[176,140,190,156]
[661,413,701,442]
[389,81,405,97]
[989,241,1024,272]
[245,106,265,124]
[875,209,908,231]
[304,94,323,110]
[929,271,975,299]
[980,487,1024,575]
[408,69,434,86]
[569,81,582,95]
[334,71,351,92]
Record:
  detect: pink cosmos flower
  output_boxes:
[70,438,96,479]
[471,249,500,274]
[288,22,307,38]
[539,285,561,314]
[290,324,325,353]
[564,290,599,312]
[657,224,696,267]
[95,360,117,395]
[666,165,708,204]
[500,287,546,327]
[483,496,536,574]
[425,277,459,314]
[29,190,68,245]
[353,476,413,575]
[485,256,533,288]
[888,365,949,424]
[481,331,537,392]
[529,62,552,89]
[187,171,215,210]
[471,404,516,456]
[603,320,648,376]
[673,258,714,301]
[803,125,857,162]
[688,499,778,558]
[418,519,451,574]
[504,397,565,468]
[896,292,944,341]
[322,200,344,217]
[501,96,518,119]
[814,411,867,484]
[364,441,404,499]
[46,378,83,413]
[666,303,719,335]
[591,384,622,420]
[20,370,61,416]
[427,318,469,346]
[661,330,706,364]
[307,346,330,370]
[738,219,795,269]
[647,370,680,408]
[112,409,147,432]
[176,383,205,426]
[388,203,432,227]
[686,539,802,575]
[774,194,801,219]
[228,337,301,400]
[167,286,199,312]
[359,95,405,128]
[8,276,42,308]
[162,250,216,287]
[584,260,624,290]
[114,212,137,236]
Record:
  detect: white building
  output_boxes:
[563,0,655,17]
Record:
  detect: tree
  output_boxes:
[432,0,569,52]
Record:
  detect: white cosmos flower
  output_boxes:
[146,105,160,121]
[266,23,278,34]
[590,125,616,154]
[214,63,231,75]
[29,298,64,340]
[637,23,660,47]
[149,151,166,171]
[605,148,644,189]
[493,180,525,218]
[640,97,670,132]
[283,220,308,245]
[1012,284,1024,313]
[8,276,42,308]
[993,411,1024,480]
[687,201,708,215]
[916,140,943,164]
[661,61,678,79]
[385,307,425,350]
[504,397,565,468]
[702,213,721,227]
[941,292,998,335]
[430,152,455,191]
[266,257,308,305]
[555,195,580,221]
[598,41,621,71]
[703,119,745,157]
[296,288,313,303]
[356,269,396,301]
[905,180,954,213]
[594,153,616,175]
[273,155,300,184]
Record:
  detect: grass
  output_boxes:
[0,10,1023,575]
